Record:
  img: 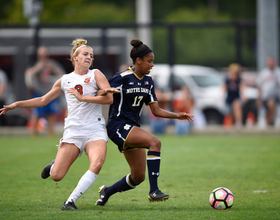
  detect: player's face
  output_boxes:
[75,47,94,68]
[139,52,154,75]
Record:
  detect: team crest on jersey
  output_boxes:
[84,78,91,83]
[124,124,131,130]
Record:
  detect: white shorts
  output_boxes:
[58,125,108,157]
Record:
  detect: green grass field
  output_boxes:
[0,134,280,220]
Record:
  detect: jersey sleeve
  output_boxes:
[145,77,158,105]
[109,73,123,88]
[60,74,67,92]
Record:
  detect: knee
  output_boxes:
[51,171,64,182]
[132,173,145,185]
[89,159,104,174]
[149,136,161,151]
[267,99,275,108]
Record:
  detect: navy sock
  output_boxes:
[147,151,161,193]
[105,174,137,198]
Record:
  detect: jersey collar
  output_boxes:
[130,67,144,80]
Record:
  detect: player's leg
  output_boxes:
[64,140,107,207]
[50,142,80,181]
[96,127,168,206]
[126,127,168,201]
[96,148,145,206]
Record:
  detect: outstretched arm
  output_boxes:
[67,70,120,104]
[149,101,194,122]
[0,79,63,115]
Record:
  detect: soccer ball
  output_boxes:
[209,187,234,210]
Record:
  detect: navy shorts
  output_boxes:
[32,93,60,117]
[106,120,139,153]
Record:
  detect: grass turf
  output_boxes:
[0,134,280,219]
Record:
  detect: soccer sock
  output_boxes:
[66,170,98,203]
[105,174,137,198]
[49,164,54,176]
[147,151,161,193]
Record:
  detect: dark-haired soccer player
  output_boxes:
[92,39,194,206]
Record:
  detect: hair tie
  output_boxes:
[73,45,87,56]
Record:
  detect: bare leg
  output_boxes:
[64,140,107,205]
[32,117,40,136]
[123,148,146,184]
[232,100,242,127]
[266,99,275,125]
[47,114,56,136]
[51,143,80,181]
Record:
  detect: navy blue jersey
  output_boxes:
[225,77,241,104]
[107,67,158,126]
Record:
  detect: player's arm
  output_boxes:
[149,101,194,122]
[67,70,119,104]
[0,79,63,115]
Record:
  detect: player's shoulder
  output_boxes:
[144,74,155,85]
[62,72,74,80]
[145,74,153,80]
[109,68,133,81]
[118,67,134,78]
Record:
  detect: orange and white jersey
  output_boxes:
[61,69,105,130]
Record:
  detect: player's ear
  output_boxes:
[136,57,142,65]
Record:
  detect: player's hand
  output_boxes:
[96,88,120,96]
[67,88,83,101]
[0,104,16,115]
[104,88,120,94]
[177,112,194,122]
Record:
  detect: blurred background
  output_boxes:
[0,0,279,135]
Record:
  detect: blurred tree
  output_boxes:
[152,0,257,21]
[0,0,134,23]
[41,0,134,23]
[152,5,257,67]
[0,1,13,20]
[0,0,261,24]
[0,0,263,68]
[0,0,25,23]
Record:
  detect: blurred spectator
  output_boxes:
[150,87,172,134]
[222,63,246,129]
[0,68,7,126]
[256,56,280,126]
[25,46,65,135]
[119,63,131,72]
[172,86,194,135]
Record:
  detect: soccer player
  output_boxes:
[0,38,119,210]
[70,38,194,205]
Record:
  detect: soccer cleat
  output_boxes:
[61,201,79,211]
[95,185,109,206]
[41,159,55,179]
[148,189,169,202]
